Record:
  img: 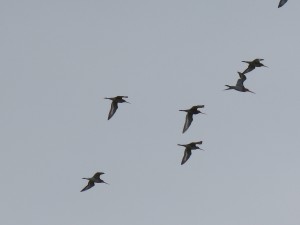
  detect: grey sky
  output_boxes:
[1,1,300,225]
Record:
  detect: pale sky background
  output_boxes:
[1,1,300,225]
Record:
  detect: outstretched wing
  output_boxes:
[93,172,104,179]
[108,101,118,120]
[181,149,192,165]
[242,64,255,74]
[254,58,264,62]
[238,72,246,80]
[81,180,95,192]
[236,73,246,88]
[278,0,288,8]
[236,78,244,88]
[192,141,203,145]
[182,113,193,133]
[116,96,128,99]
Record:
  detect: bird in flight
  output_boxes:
[178,141,204,165]
[105,96,130,120]
[225,72,255,94]
[278,0,288,8]
[81,172,108,192]
[242,58,268,74]
[179,105,205,133]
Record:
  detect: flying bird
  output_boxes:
[278,0,288,7]
[81,172,108,192]
[242,58,268,74]
[179,105,205,133]
[105,96,130,120]
[178,141,204,165]
[225,72,255,94]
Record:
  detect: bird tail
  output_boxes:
[224,85,233,90]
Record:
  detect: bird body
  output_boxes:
[178,141,204,165]
[105,96,130,120]
[81,172,108,192]
[179,105,205,133]
[242,58,268,74]
[278,0,288,7]
[225,72,255,94]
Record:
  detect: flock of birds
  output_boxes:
[80,1,287,192]
[225,58,268,94]
[80,57,267,192]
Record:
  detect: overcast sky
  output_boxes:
[1,1,300,225]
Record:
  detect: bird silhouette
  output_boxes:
[81,172,108,192]
[105,96,130,120]
[242,58,268,74]
[225,72,255,94]
[178,141,204,165]
[278,0,288,7]
[179,105,205,133]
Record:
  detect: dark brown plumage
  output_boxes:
[225,72,255,94]
[81,172,108,192]
[179,105,205,133]
[178,141,204,165]
[105,96,130,120]
[242,58,268,74]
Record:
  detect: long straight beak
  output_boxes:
[248,90,255,94]
[125,101,131,104]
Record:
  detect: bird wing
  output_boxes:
[192,141,203,145]
[238,72,247,81]
[108,101,118,120]
[195,105,205,109]
[278,0,288,7]
[93,172,104,179]
[242,64,255,74]
[182,113,193,133]
[236,78,245,88]
[181,149,192,165]
[116,96,128,99]
[236,73,246,88]
[81,180,95,192]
